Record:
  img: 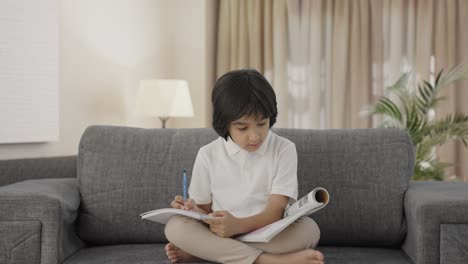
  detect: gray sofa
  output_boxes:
[1,125,467,264]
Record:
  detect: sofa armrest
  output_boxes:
[0,178,84,264]
[0,155,77,187]
[402,181,468,264]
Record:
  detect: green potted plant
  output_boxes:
[364,64,468,180]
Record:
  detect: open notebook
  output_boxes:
[141,187,329,243]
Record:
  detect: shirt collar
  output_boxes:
[224,136,242,156]
[256,131,271,155]
[223,131,271,156]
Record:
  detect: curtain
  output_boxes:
[216,0,289,127]
[432,0,468,180]
[216,0,468,180]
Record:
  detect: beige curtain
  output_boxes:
[432,0,468,181]
[216,0,290,127]
[217,0,372,129]
[216,0,468,180]
[285,0,373,129]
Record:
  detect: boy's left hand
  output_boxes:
[203,211,241,238]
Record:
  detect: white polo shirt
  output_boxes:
[188,131,298,218]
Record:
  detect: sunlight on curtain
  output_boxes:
[287,0,373,129]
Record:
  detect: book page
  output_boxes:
[238,187,329,243]
[141,208,215,225]
[237,213,303,242]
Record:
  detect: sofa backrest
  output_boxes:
[276,128,414,247]
[77,126,414,246]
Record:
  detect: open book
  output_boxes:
[141,187,329,243]
[140,208,216,224]
[236,187,329,242]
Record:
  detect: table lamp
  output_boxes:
[136,79,194,128]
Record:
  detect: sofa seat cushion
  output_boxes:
[64,244,211,264]
[64,244,412,264]
[319,247,413,264]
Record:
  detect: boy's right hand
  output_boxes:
[170,195,198,211]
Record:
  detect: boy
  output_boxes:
[164,69,324,264]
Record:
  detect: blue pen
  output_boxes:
[183,169,187,201]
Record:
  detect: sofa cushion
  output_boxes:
[276,128,414,246]
[63,244,210,264]
[77,126,413,246]
[318,247,413,264]
[63,245,412,264]
[77,126,218,244]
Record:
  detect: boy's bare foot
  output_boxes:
[255,249,324,264]
[165,243,203,263]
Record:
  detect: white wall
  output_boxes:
[0,0,60,144]
[0,0,216,159]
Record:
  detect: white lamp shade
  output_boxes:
[136,79,194,117]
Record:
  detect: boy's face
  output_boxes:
[228,115,270,152]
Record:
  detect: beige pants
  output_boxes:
[165,215,320,264]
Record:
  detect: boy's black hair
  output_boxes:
[212,69,278,140]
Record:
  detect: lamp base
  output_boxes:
[159,116,169,128]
